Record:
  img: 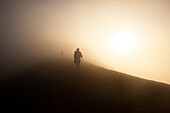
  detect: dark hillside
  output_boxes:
[1,59,170,113]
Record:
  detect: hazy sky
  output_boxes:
[1,0,170,84]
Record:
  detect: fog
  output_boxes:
[0,2,78,77]
[0,1,103,78]
[1,1,170,84]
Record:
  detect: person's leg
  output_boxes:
[76,62,80,70]
[78,63,80,70]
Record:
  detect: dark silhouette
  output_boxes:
[74,48,83,70]
[1,60,170,113]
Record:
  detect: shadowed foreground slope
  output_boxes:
[1,59,170,113]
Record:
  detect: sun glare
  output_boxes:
[109,31,136,54]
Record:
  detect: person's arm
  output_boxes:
[80,52,83,61]
[74,52,76,59]
[80,52,83,58]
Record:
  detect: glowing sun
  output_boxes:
[109,31,136,54]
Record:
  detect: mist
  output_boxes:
[0,1,73,77]
[1,1,170,84]
[0,1,102,78]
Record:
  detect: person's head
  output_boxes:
[76,48,80,51]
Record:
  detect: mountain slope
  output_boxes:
[1,59,170,113]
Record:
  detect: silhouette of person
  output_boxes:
[74,48,83,70]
